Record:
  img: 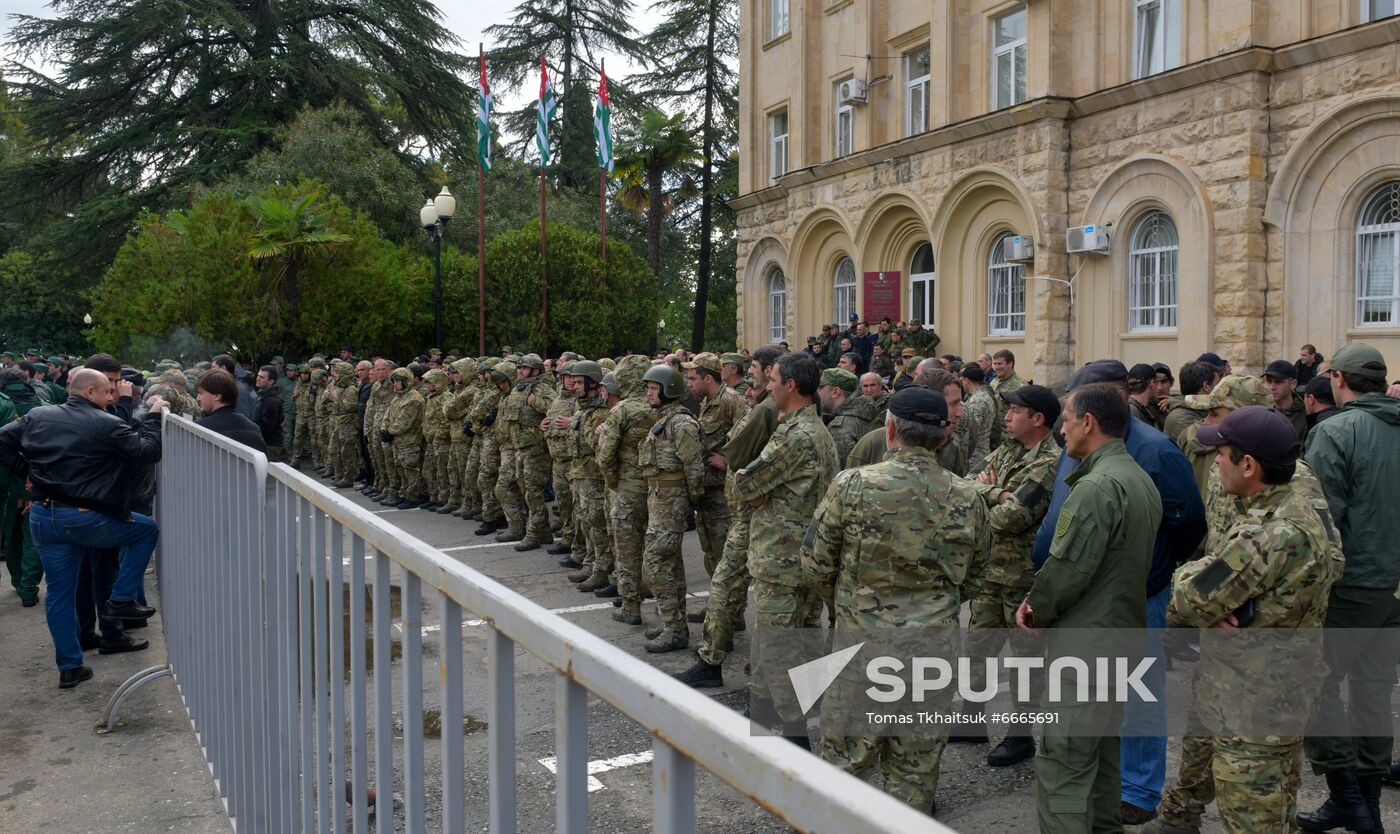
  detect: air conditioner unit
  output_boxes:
[1006,235,1034,263]
[1067,224,1111,254]
[837,78,867,105]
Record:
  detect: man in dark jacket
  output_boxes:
[0,369,45,606]
[252,365,285,460]
[195,370,267,454]
[0,368,168,688]
[356,360,374,483]
[1295,343,1324,386]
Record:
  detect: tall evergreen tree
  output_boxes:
[640,0,738,350]
[4,0,474,277]
[484,0,650,189]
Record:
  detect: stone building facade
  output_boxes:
[732,0,1400,385]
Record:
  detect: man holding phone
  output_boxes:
[1147,406,1344,834]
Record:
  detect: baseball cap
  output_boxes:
[1196,405,1300,466]
[1152,362,1174,382]
[1066,359,1129,391]
[901,347,917,359]
[820,367,858,392]
[1303,375,1335,404]
[959,364,986,382]
[1126,363,1156,385]
[1001,384,1062,425]
[1263,360,1297,381]
[720,353,746,368]
[1325,343,1388,382]
[1197,352,1229,370]
[682,352,722,375]
[888,386,949,426]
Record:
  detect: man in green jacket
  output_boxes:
[1017,382,1162,834]
[1298,343,1400,833]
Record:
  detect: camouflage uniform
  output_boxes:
[315,372,337,469]
[692,365,750,575]
[597,358,658,620]
[543,377,579,549]
[420,369,451,505]
[496,360,555,545]
[291,370,315,464]
[148,369,199,417]
[938,407,976,477]
[732,403,839,719]
[964,432,1060,718]
[382,368,425,502]
[277,365,297,454]
[989,372,1026,451]
[331,363,360,485]
[963,383,997,471]
[442,359,480,514]
[364,374,393,497]
[638,398,704,646]
[1180,374,1273,501]
[1159,476,1344,834]
[825,394,879,471]
[470,366,510,526]
[804,445,992,811]
[570,384,614,587]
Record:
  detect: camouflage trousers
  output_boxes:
[373,436,399,499]
[697,501,753,667]
[282,410,296,459]
[423,438,450,503]
[552,459,576,547]
[820,734,949,813]
[693,484,730,576]
[459,438,481,514]
[498,446,551,542]
[573,478,612,577]
[749,578,822,722]
[392,438,423,501]
[966,581,1041,723]
[610,485,649,616]
[366,431,388,492]
[477,438,501,520]
[445,439,471,509]
[642,482,692,635]
[332,420,359,482]
[291,413,313,463]
[1159,710,1303,833]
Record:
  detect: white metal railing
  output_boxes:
[150,414,955,833]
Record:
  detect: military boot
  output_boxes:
[673,657,723,688]
[644,629,688,653]
[1358,773,1384,833]
[558,556,583,570]
[611,608,642,625]
[592,584,619,598]
[987,735,1035,767]
[576,573,609,592]
[1135,819,1199,834]
[565,566,592,583]
[1298,768,1379,834]
[435,504,455,514]
[473,518,499,536]
[546,542,572,556]
[644,623,666,640]
[494,527,524,543]
[686,610,706,624]
[512,538,543,552]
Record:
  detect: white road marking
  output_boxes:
[538,750,654,792]
[372,508,400,514]
[440,541,509,553]
[413,591,712,633]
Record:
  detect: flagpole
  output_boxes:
[540,166,549,356]
[599,167,607,302]
[478,164,486,357]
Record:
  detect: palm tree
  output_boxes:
[613,108,700,276]
[246,193,351,342]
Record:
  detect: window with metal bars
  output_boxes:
[1128,211,1179,331]
[1356,181,1400,327]
[768,267,787,342]
[987,233,1026,335]
[834,257,857,324]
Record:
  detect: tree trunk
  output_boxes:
[646,155,664,276]
[690,0,718,352]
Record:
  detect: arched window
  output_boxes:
[909,243,935,327]
[987,233,1026,335]
[1128,211,1179,331]
[1356,181,1400,327]
[767,267,787,342]
[833,257,857,324]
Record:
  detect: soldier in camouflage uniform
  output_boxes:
[495,354,556,550]
[419,368,451,509]
[442,358,480,516]
[291,365,316,466]
[277,359,297,454]
[1146,406,1344,834]
[330,361,360,487]
[816,367,877,469]
[804,386,992,813]
[364,360,393,501]
[597,356,658,623]
[959,384,1061,764]
[471,361,513,534]
[720,353,751,397]
[733,353,839,729]
[1180,373,1272,502]
[147,369,200,417]
[683,352,750,578]
[959,365,997,471]
[380,368,426,508]
[315,366,338,475]
[636,364,704,652]
[988,349,1025,451]
[543,363,580,556]
[567,361,616,592]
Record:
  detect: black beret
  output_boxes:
[888,386,949,427]
[1066,359,1129,392]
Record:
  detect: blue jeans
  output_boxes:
[1121,585,1170,810]
[30,504,160,670]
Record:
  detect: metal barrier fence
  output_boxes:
[151,414,956,833]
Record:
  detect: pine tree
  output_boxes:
[639,0,738,351]
[485,0,650,189]
[4,0,474,277]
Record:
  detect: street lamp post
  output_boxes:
[419,187,456,349]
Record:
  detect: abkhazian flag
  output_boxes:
[477,46,492,173]
[536,55,557,166]
[594,61,614,174]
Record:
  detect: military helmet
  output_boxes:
[600,372,621,397]
[423,368,448,388]
[520,353,545,371]
[558,360,577,376]
[491,360,517,383]
[479,357,499,373]
[389,367,413,386]
[451,357,479,378]
[311,368,327,383]
[598,357,616,372]
[643,364,686,400]
[571,360,604,384]
[307,357,327,369]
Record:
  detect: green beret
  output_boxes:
[24,348,39,356]
[1,352,13,358]
[820,367,858,392]
[46,356,64,366]
[270,355,285,365]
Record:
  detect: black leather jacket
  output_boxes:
[0,394,162,518]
